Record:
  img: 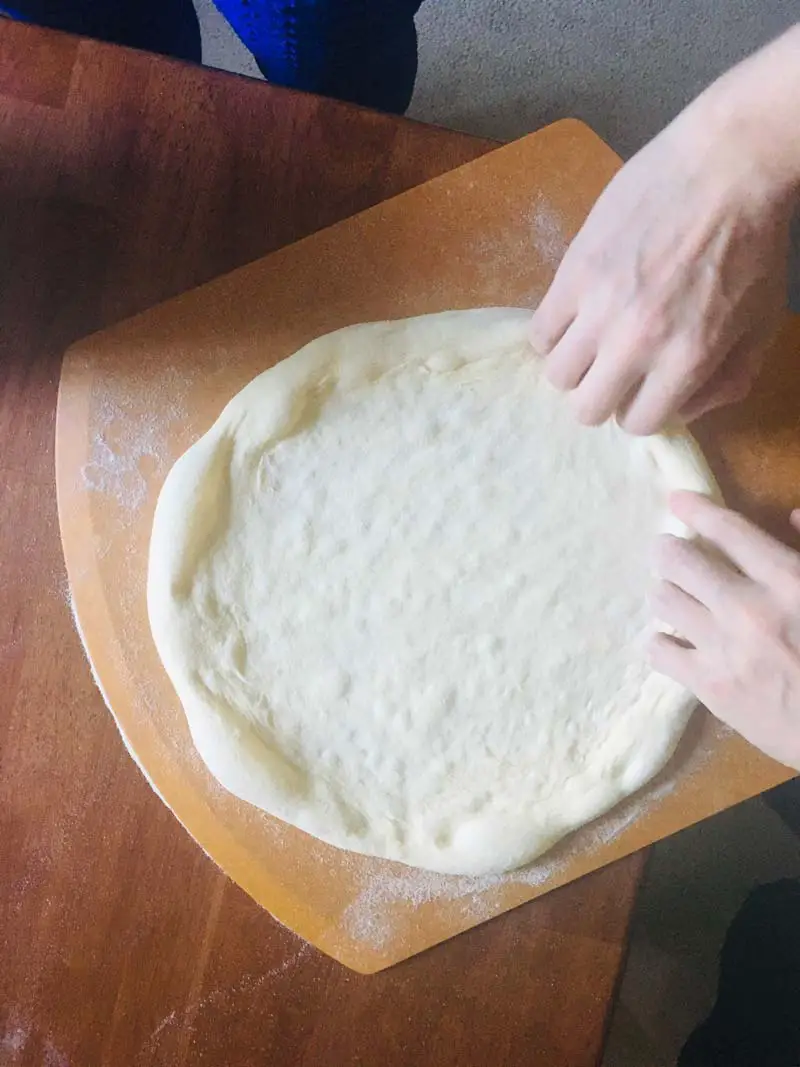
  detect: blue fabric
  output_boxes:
[214,0,421,112]
[2,0,203,62]
[3,0,422,112]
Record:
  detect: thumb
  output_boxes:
[679,336,762,422]
[790,509,800,536]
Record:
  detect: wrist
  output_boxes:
[673,24,800,209]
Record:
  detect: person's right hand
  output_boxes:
[529,109,792,435]
[651,492,800,771]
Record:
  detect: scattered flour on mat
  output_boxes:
[137,944,312,1062]
[528,194,568,267]
[340,741,714,952]
[80,365,193,516]
[1,1027,29,1054]
[1,1025,69,1067]
[341,854,568,950]
[43,1040,70,1067]
[447,195,568,311]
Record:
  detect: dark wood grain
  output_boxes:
[0,20,643,1067]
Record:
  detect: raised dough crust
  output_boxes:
[148,308,716,875]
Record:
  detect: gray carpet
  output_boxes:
[195,0,797,156]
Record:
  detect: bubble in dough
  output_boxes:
[147,308,715,876]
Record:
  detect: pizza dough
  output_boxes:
[148,308,715,876]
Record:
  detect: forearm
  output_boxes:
[675,23,800,206]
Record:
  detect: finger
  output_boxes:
[790,509,800,536]
[670,491,800,588]
[543,319,597,391]
[569,349,643,426]
[680,333,763,422]
[529,275,576,355]
[615,374,647,426]
[651,579,713,647]
[618,357,712,437]
[679,371,752,422]
[648,631,703,692]
[656,533,743,611]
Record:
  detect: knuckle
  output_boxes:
[780,569,800,612]
[723,508,749,533]
[784,555,800,585]
[704,505,747,544]
[622,305,670,348]
[647,632,675,669]
[671,343,707,387]
[650,584,675,621]
[702,671,735,708]
[652,579,672,606]
[657,534,692,574]
[736,596,784,639]
[785,546,800,576]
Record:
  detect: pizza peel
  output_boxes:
[56,119,799,972]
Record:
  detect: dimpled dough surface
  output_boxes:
[147,308,714,876]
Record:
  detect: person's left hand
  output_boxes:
[528,107,791,434]
[651,491,800,770]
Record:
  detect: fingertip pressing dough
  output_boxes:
[147,308,716,876]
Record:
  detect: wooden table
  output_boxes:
[0,21,644,1066]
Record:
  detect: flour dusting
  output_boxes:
[339,725,715,952]
[1,1027,29,1054]
[0,1025,69,1067]
[341,848,569,950]
[43,1040,70,1067]
[137,944,311,1061]
[529,194,569,267]
[80,364,193,517]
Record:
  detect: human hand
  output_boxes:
[529,109,792,434]
[651,491,800,770]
